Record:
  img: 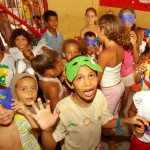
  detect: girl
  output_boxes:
[119,7,139,118]
[9,28,32,68]
[24,46,65,112]
[80,7,100,46]
[97,14,130,149]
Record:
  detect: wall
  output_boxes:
[47,0,99,38]
[47,1,150,39]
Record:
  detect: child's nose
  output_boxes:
[84,78,91,86]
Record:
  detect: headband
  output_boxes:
[65,55,102,82]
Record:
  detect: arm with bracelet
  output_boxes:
[102,116,149,129]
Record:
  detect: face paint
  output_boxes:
[120,13,135,26]
[85,37,96,48]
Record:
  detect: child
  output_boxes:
[33,15,47,34]
[97,14,130,149]
[128,91,150,149]
[0,85,41,150]
[29,55,149,150]
[84,31,101,61]
[62,38,83,62]
[80,7,100,46]
[9,28,31,62]
[41,10,64,57]
[24,46,65,112]
[0,51,15,87]
[119,7,139,118]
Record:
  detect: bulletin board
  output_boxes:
[99,0,150,12]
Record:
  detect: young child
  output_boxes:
[9,28,31,62]
[41,10,64,57]
[80,7,100,46]
[119,7,139,118]
[128,91,150,149]
[62,38,83,62]
[24,46,65,111]
[97,14,130,149]
[0,85,41,150]
[84,31,101,61]
[29,55,149,150]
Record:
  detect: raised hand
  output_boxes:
[130,31,137,45]
[29,98,60,131]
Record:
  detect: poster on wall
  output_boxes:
[99,0,150,12]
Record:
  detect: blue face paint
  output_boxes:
[85,37,96,48]
[120,13,135,26]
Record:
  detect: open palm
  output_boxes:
[30,98,59,130]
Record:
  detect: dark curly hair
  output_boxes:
[98,14,130,47]
[10,28,31,47]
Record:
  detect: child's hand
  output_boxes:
[134,124,145,134]
[138,63,146,74]
[130,31,137,45]
[96,44,103,55]
[11,99,30,115]
[29,98,60,131]
[128,115,149,126]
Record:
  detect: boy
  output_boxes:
[41,10,64,57]
[30,55,149,150]
[84,31,101,61]
[0,85,41,150]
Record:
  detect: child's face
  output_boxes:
[63,43,81,61]
[15,35,28,52]
[46,16,58,31]
[85,10,97,25]
[72,65,98,104]
[33,18,41,26]
[15,77,37,106]
[120,10,135,29]
[0,104,14,126]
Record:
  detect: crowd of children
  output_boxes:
[0,4,150,150]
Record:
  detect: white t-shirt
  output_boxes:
[0,53,16,87]
[133,91,150,143]
[53,89,113,150]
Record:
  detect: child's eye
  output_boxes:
[21,88,27,91]
[77,76,83,81]
[89,74,95,78]
[31,87,37,91]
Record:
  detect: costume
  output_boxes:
[38,75,64,99]
[129,91,150,149]
[41,30,64,56]
[53,89,113,150]
[121,50,134,86]
[0,53,16,87]
[14,114,41,150]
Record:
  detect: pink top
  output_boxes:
[120,50,134,77]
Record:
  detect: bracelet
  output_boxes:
[116,118,123,131]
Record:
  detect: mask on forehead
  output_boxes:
[85,37,96,48]
[120,13,135,26]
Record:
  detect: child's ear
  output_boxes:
[63,52,66,58]
[65,79,74,89]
